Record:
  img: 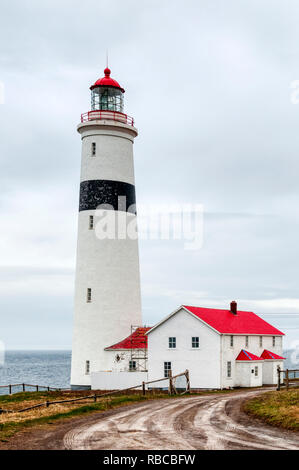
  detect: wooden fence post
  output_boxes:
[286,369,289,391]
[22,383,25,392]
[93,394,97,403]
[36,385,39,392]
[142,382,146,396]
[277,365,281,391]
[46,400,49,408]
[185,370,190,394]
[9,385,12,395]
[168,370,174,395]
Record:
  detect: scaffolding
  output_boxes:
[130,325,148,372]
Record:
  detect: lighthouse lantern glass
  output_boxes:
[91,87,124,113]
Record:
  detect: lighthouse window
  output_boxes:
[272,336,276,347]
[245,336,249,347]
[259,336,263,347]
[192,337,199,348]
[230,335,234,347]
[169,337,176,348]
[91,142,96,156]
[254,366,259,377]
[85,360,90,375]
[89,215,94,230]
[87,288,92,302]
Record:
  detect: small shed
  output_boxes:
[261,349,285,385]
[235,350,264,387]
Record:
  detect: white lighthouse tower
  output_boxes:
[71,67,142,389]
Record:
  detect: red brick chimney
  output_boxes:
[230,301,237,315]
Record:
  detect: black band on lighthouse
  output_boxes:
[79,180,136,214]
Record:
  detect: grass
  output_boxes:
[243,388,299,431]
[0,393,154,442]
[0,390,69,404]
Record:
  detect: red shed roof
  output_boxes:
[183,306,284,336]
[261,349,285,360]
[236,350,264,361]
[105,327,151,350]
[90,67,125,92]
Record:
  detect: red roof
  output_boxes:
[261,349,285,360]
[90,68,125,92]
[236,350,264,361]
[183,306,284,335]
[105,327,151,350]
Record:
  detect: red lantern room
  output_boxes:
[81,67,134,126]
[90,68,125,113]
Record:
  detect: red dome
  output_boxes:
[90,67,125,92]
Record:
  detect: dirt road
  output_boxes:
[2,390,298,450]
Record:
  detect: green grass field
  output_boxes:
[243,388,299,431]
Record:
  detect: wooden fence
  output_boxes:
[277,366,299,391]
[0,383,67,395]
[0,369,190,415]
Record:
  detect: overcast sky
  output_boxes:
[0,0,298,350]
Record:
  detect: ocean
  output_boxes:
[0,350,71,395]
[0,349,297,395]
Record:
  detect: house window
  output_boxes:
[245,336,249,348]
[192,337,199,348]
[85,360,90,375]
[89,215,94,230]
[129,360,136,371]
[254,366,258,377]
[87,288,92,303]
[164,361,171,378]
[272,336,276,347]
[230,335,234,347]
[227,361,232,378]
[169,337,176,348]
[91,142,96,156]
[259,336,263,347]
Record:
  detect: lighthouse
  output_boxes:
[71,67,142,389]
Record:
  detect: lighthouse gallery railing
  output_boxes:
[81,110,134,126]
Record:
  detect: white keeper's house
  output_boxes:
[91,301,285,390]
[146,301,284,389]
